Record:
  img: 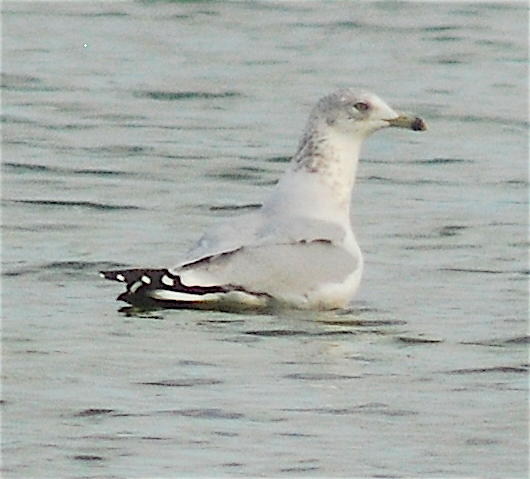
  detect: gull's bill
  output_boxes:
[387,114,427,131]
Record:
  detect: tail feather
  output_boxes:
[100,268,266,311]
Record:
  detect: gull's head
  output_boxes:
[309,88,427,139]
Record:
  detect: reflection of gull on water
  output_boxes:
[101,88,426,312]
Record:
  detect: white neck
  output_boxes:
[263,125,365,224]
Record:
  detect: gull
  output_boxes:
[101,88,426,312]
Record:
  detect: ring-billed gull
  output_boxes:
[101,88,426,312]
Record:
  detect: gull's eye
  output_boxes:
[354,101,370,112]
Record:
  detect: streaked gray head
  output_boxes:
[308,88,426,138]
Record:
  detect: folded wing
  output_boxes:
[101,238,359,311]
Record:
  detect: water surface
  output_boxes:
[2,1,528,477]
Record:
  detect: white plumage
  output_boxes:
[101,88,426,312]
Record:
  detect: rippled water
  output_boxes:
[2,1,528,478]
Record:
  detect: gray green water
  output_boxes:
[2,1,528,477]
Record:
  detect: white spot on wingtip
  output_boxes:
[161,275,174,286]
[130,281,142,294]
[116,274,125,282]
[141,275,151,284]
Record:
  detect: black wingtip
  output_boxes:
[100,270,126,282]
